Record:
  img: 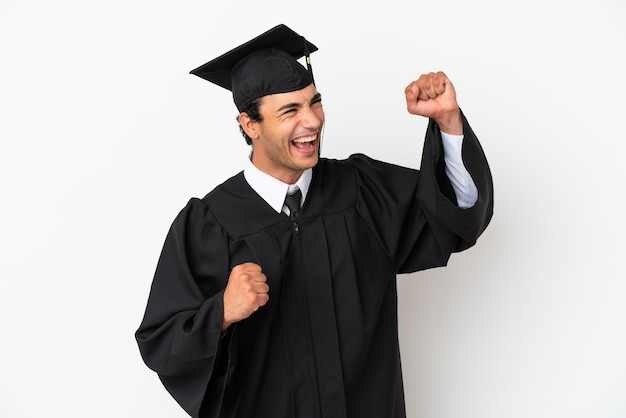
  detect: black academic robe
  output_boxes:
[136,115,493,418]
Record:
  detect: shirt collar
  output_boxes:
[243,154,312,213]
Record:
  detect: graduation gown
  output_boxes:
[136,116,494,418]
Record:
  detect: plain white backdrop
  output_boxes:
[1,1,624,417]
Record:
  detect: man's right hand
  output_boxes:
[222,262,269,331]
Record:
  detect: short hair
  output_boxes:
[237,97,264,145]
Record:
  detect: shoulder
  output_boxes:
[316,154,377,176]
[166,173,246,236]
[202,171,247,204]
[318,154,417,182]
[199,171,286,239]
[307,154,399,215]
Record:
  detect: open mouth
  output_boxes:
[291,134,318,152]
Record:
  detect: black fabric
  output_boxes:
[136,114,493,418]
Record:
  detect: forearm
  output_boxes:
[440,131,478,208]
[434,108,463,135]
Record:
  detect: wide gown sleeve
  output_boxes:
[135,198,232,418]
[419,112,494,250]
[353,112,493,273]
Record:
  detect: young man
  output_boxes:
[136,24,493,418]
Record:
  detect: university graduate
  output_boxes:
[136,24,494,418]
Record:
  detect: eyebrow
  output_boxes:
[276,93,323,113]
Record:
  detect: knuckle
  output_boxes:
[245,293,257,306]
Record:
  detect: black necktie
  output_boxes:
[284,188,302,219]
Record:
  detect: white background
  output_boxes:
[1,1,624,417]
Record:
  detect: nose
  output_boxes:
[301,105,324,130]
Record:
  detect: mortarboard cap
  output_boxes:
[190,24,318,111]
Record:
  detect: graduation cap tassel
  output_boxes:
[303,36,315,86]
[301,36,320,155]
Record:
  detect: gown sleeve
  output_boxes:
[352,111,493,273]
[419,111,494,250]
[135,198,233,418]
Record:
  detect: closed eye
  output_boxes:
[312,93,322,104]
[276,93,322,116]
[277,104,299,116]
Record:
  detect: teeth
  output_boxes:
[293,135,317,143]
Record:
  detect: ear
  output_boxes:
[239,112,260,141]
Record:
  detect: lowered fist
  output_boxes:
[222,262,269,331]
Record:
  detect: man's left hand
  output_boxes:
[405,71,463,135]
